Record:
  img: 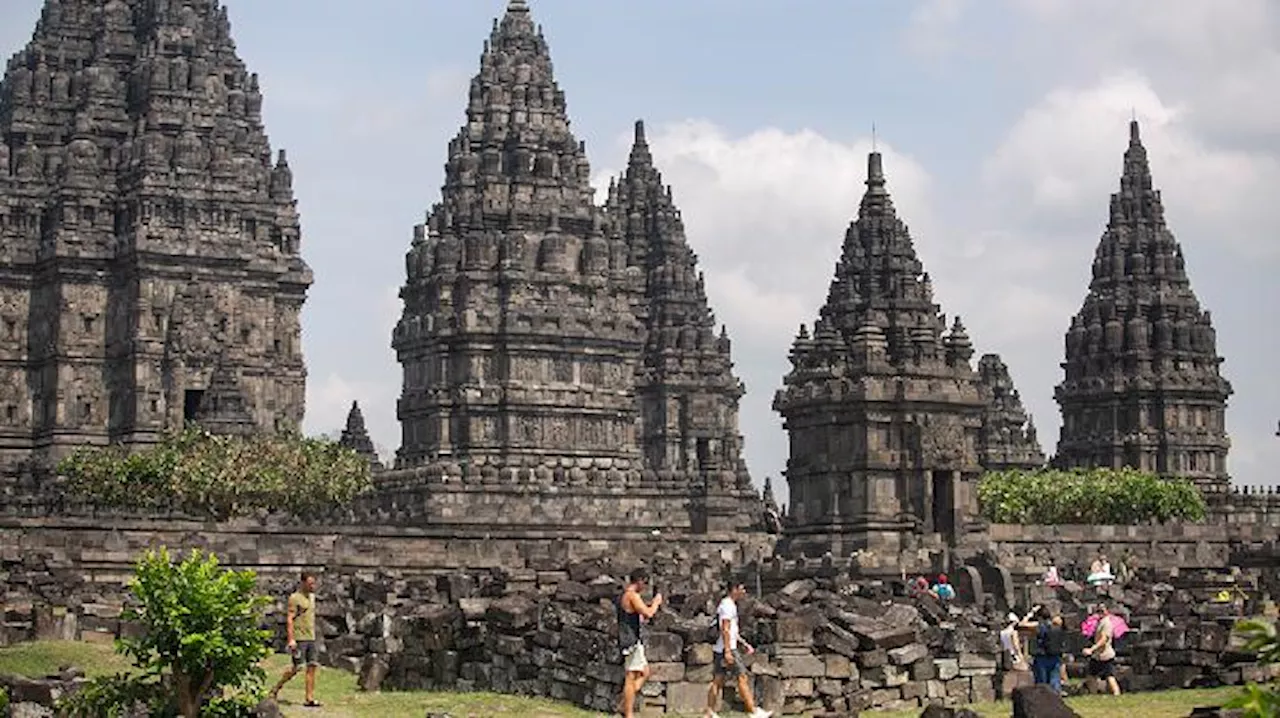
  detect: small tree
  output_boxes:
[60,548,272,718]
[58,428,373,519]
[1226,619,1280,717]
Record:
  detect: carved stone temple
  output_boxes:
[1054,120,1232,494]
[0,0,311,473]
[775,152,1043,558]
[384,0,763,536]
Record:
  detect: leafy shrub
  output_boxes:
[1226,619,1280,717]
[0,685,9,716]
[976,467,1207,525]
[59,548,271,718]
[58,428,372,520]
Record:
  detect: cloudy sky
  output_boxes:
[3,0,1277,497]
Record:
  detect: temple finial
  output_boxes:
[634,119,646,145]
[871,122,877,152]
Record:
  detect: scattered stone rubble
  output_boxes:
[3,554,1278,715]
[320,563,1005,715]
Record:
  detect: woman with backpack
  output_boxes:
[1019,605,1067,693]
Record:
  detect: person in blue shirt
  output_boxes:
[931,574,956,601]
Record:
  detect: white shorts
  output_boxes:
[623,643,648,673]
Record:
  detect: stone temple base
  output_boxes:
[359,466,768,540]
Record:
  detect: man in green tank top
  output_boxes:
[269,571,322,707]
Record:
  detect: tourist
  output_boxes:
[1020,606,1066,693]
[1042,564,1063,588]
[908,575,930,598]
[269,571,322,707]
[931,573,956,602]
[705,581,771,718]
[1082,602,1121,696]
[999,611,1032,697]
[1087,553,1114,587]
[617,568,663,718]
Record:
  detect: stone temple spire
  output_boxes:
[434,0,595,229]
[605,119,751,489]
[338,401,380,468]
[977,354,1045,471]
[394,1,643,472]
[812,150,953,370]
[775,149,986,558]
[1055,121,1232,493]
[0,0,311,470]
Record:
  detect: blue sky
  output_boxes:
[3,0,1277,498]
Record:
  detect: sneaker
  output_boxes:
[751,709,773,718]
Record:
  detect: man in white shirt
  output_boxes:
[704,581,771,718]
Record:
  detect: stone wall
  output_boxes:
[966,522,1280,584]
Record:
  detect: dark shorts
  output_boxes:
[291,640,319,668]
[1089,657,1115,679]
[713,649,746,678]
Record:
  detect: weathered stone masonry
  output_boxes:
[0,0,311,474]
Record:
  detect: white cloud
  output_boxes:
[982,72,1280,259]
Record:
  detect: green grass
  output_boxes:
[0,640,1251,717]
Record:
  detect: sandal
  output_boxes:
[304,700,324,708]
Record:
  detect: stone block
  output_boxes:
[815,624,858,658]
[816,677,843,696]
[862,663,908,688]
[648,662,684,682]
[824,654,854,679]
[686,642,714,665]
[888,642,929,666]
[911,657,937,681]
[645,632,683,662]
[782,677,814,697]
[776,615,815,645]
[779,652,825,678]
[665,682,708,714]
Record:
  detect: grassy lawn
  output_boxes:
[0,640,1247,717]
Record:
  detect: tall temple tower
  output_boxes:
[389,1,762,536]
[1054,121,1232,494]
[393,0,643,471]
[775,152,989,557]
[0,0,311,471]
[604,120,752,490]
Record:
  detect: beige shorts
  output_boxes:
[623,643,648,673]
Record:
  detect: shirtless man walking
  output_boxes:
[617,568,663,718]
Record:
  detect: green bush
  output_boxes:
[58,548,271,718]
[976,467,1207,525]
[0,685,9,716]
[57,428,373,520]
[1226,619,1280,717]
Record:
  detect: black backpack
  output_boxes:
[1036,624,1065,657]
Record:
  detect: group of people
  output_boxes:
[909,573,957,601]
[999,602,1123,697]
[617,569,772,718]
